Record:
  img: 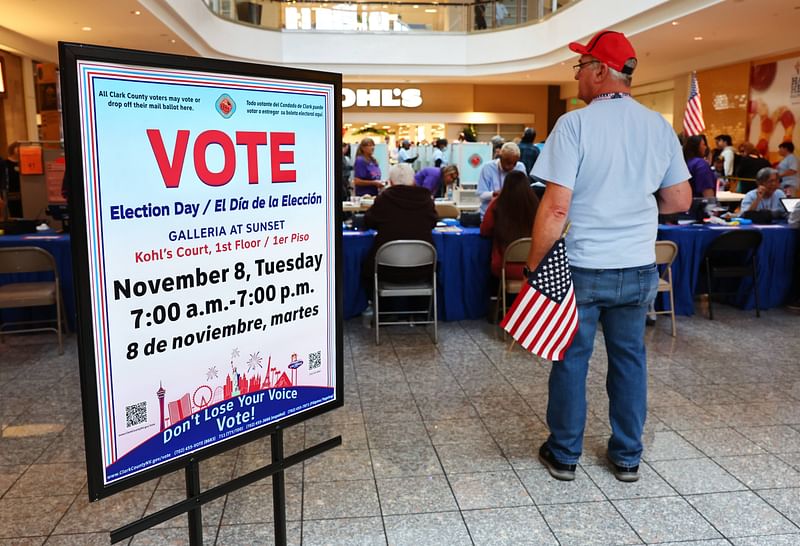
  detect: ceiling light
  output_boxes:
[413,4,419,8]
[671,21,679,26]
[425,8,437,12]
[382,125,391,129]
[81,26,92,31]
[693,36,703,40]
[131,10,142,15]
[170,39,176,43]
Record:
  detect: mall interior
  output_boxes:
[2,0,800,544]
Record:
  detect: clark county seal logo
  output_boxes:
[216,94,236,118]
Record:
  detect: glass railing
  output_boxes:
[204,0,576,33]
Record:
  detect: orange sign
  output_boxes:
[19,145,44,175]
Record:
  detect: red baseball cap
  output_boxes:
[569,30,637,75]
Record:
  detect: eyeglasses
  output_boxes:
[572,60,599,75]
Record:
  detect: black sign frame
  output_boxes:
[59,42,344,502]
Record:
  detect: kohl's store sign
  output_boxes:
[342,88,422,108]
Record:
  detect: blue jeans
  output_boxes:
[545,264,658,467]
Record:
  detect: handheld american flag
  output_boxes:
[683,72,706,137]
[500,238,578,361]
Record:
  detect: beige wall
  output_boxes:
[0,49,30,154]
[695,61,751,145]
[474,84,549,137]
[344,83,550,139]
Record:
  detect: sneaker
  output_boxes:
[608,456,639,482]
[538,443,576,481]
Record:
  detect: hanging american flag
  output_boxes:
[500,238,578,361]
[683,72,706,137]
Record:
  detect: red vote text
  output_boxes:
[146,129,296,188]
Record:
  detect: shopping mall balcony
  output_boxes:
[139,0,726,80]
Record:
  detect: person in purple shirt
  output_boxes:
[414,165,459,197]
[683,135,715,198]
[353,138,385,196]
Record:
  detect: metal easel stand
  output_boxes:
[110,430,342,545]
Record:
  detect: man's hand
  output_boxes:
[756,185,766,198]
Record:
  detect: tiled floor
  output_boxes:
[2,305,800,545]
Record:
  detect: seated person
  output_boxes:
[361,164,437,288]
[740,167,786,214]
[477,142,527,219]
[480,171,539,280]
[414,165,459,198]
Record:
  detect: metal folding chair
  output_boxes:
[654,240,678,337]
[497,237,531,325]
[0,246,65,354]
[373,240,437,345]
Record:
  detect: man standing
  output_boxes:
[715,134,736,178]
[528,30,691,482]
[776,142,798,197]
[397,139,417,164]
[477,142,526,219]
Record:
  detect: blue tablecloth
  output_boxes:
[0,232,76,330]
[657,224,797,316]
[343,227,492,320]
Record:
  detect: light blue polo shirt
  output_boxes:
[740,188,786,212]
[477,159,527,218]
[532,96,689,269]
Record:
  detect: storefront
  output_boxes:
[342,82,553,146]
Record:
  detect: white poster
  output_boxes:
[748,58,800,158]
[74,59,337,487]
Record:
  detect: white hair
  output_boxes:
[499,142,520,158]
[607,63,634,86]
[388,163,415,186]
[757,167,778,183]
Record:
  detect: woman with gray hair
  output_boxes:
[740,167,786,214]
[361,162,437,288]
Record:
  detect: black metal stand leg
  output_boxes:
[272,429,287,546]
[186,460,203,546]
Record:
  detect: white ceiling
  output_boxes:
[0,0,194,59]
[1,0,799,86]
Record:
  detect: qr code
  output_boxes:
[308,351,321,370]
[125,401,147,428]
